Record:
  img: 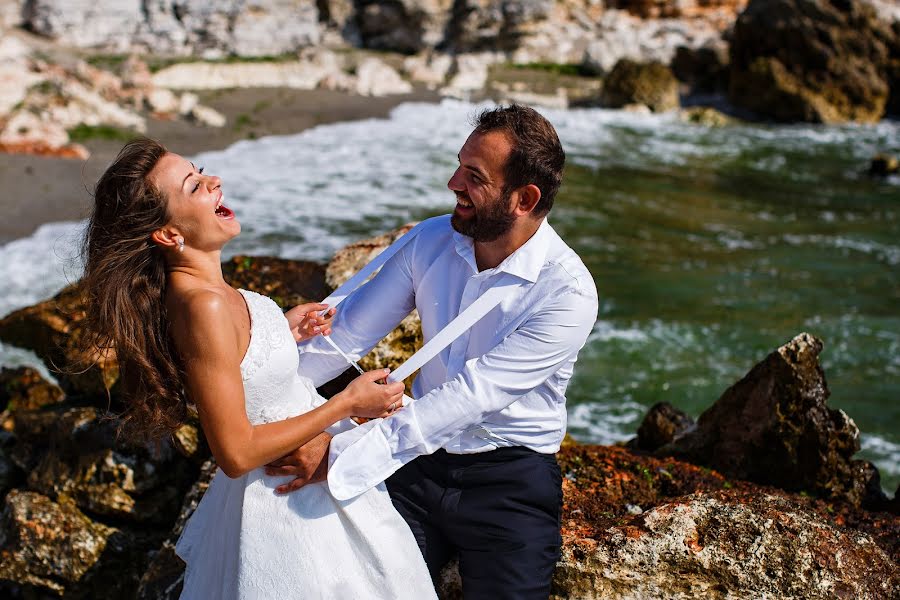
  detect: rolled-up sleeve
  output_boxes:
[327,285,598,500]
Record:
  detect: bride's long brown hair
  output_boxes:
[81,138,188,440]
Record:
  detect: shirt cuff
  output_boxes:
[327,418,404,500]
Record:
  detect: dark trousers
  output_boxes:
[386,447,563,600]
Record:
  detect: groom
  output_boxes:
[271,105,598,598]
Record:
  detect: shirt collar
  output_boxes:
[453,217,551,283]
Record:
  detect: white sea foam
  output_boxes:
[567,399,646,446]
[862,434,900,479]
[0,221,84,319]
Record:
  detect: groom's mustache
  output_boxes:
[455,193,472,204]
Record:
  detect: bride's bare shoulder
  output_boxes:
[166,286,240,348]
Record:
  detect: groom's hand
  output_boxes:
[265,431,332,494]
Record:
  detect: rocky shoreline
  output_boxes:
[2,0,900,164]
[0,224,897,599]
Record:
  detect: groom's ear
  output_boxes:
[151,227,181,250]
[512,184,542,216]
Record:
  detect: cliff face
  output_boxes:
[10,0,744,67]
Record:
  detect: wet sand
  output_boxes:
[0,87,440,244]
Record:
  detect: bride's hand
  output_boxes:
[337,369,405,419]
[285,303,335,342]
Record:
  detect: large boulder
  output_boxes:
[729,0,896,123]
[0,283,118,398]
[599,59,680,112]
[0,490,116,595]
[553,490,899,599]
[20,406,195,523]
[438,442,900,598]
[656,333,885,509]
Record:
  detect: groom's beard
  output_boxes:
[451,188,516,243]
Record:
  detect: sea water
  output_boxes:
[1,99,898,492]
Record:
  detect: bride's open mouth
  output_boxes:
[214,194,235,220]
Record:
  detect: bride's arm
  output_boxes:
[172,292,403,479]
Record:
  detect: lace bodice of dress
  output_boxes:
[238,289,319,425]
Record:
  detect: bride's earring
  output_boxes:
[177,237,185,253]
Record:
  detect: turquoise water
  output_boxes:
[1,101,897,492]
[551,122,900,493]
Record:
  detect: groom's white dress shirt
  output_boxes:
[298,215,598,500]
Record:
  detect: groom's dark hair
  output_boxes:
[472,104,565,216]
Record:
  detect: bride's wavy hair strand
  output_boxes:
[81,137,189,441]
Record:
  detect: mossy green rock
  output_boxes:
[599,60,680,113]
[728,0,895,123]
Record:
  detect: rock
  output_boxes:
[680,106,736,127]
[146,88,180,114]
[553,490,900,599]
[442,52,503,99]
[0,283,118,398]
[23,0,323,57]
[869,153,899,176]
[119,54,153,90]
[0,490,116,594]
[188,104,226,128]
[324,225,416,291]
[0,445,16,495]
[633,402,695,452]
[0,1,23,28]
[728,0,895,123]
[357,0,453,53]
[0,109,70,150]
[135,460,218,600]
[353,57,414,97]
[0,36,43,115]
[171,423,206,461]
[229,0,321,57]
[888,57,900,116]
[582,9,725,76]
[151,58,342,90]
[51,77,147,132]
[18,406,194,523]
[671,43,730,94]
[223,255,330,309]
[657,333,885,508]
[403,52,454,89]
[178,91,199,116]
[599,59,680,112]
[23,0,144,49]
[0,366,64,412]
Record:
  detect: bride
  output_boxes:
[81,138,437,599]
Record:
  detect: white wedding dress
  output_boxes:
[175,289,436,600]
